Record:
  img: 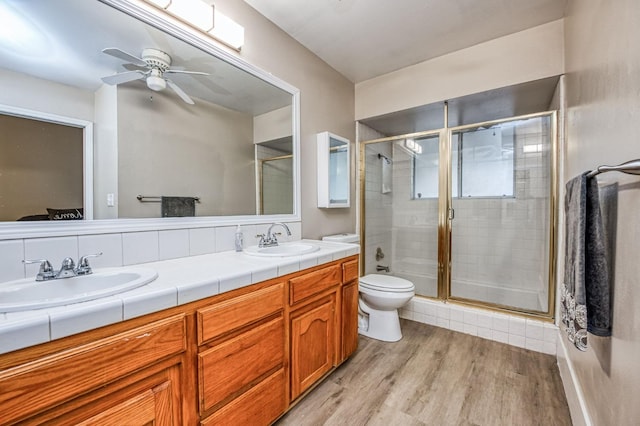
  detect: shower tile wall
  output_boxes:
[391,147,439,297]
[364,144,393,276]
[451,118,551,311]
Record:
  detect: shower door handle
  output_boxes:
[448,208,455,221]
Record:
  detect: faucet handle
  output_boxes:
[23,259,55,281]
[60,257,75,270]
[77,252,102,275]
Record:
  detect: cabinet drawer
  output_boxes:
[198,316,284,414]
[201,369,286,426]
[289,264,340,305]
[197,282,284,345]
[0,315,186,425]
[342,258,359,283]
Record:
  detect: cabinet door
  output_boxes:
[76,381,174,426]
[290,298,335,400]
[341,280,359,361]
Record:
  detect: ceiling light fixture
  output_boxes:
[142,0,244,50]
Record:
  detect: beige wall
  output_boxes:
[0,114,83,221]
[0,68,94,122]
[215,0,356,239]
[562,1,640,424]
[117,85,255,217]
[355,20,565,121]
[254,105,292,144]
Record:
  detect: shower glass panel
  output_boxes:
[259,156,293,215]
[449,116,552,312]
[363,135,440,298]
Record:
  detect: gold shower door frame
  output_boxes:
[359,109,558,320]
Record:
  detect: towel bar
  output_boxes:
[587,159,640,178]
[136,195,200,202]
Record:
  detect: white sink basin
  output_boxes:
[244,243,320,257]
[0,267,158,312]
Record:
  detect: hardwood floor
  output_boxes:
[276,319,572,426]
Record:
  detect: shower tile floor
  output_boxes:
[275,319,571,426]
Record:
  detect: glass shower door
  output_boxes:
[448,115,553,313]
[362,133,441,298]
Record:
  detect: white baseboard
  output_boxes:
[556,334,593,426]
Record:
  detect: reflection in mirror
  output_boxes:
[0,0,296,223]
[257,137,293,215]
[0,105,94,222]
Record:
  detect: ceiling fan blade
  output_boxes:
[166,78,195,105]
[122,63,149,72]
[165,69,210,76]
[101,71,145,85]
[102,48,147,67]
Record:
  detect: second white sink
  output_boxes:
[0,267,158,312]
[244,242,320,257]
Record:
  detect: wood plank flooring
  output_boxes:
[276,319,572,426]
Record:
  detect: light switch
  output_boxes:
[107,193,115,207]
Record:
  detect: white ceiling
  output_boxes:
[0,0,291,115]
[244,0,567,83]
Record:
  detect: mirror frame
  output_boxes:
[0,0,301,240]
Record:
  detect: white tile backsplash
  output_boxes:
[188,227,216,255]
[122,231,159,265]
[214,226,237,252]
[159,229,189,260]
[0,240,25,282]
[78,234,123,268]
[402,297,557,355]
[0,221,303,284]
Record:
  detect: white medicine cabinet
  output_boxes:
[317,131,350,208]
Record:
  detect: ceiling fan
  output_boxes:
[101,47,208,105]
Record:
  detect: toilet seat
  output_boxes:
[360,274,415,293]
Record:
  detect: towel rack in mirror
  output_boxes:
[136,195,201,202]
[587,159,640,178]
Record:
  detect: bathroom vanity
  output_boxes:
[0,248,359,425]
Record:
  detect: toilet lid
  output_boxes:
[360,274,415,291]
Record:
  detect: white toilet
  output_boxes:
[358,274,415,342]
[322,233,415,342]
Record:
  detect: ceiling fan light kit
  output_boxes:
[146,72,166,91]
[100,47,208,105]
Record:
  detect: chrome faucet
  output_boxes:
[257,223,292,248]
[23,253,102,281]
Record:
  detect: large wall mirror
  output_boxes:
[0,0,299,235]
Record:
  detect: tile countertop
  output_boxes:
[0,240,359,355]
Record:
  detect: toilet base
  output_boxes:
[358,305,403,342]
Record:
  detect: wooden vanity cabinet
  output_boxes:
[0,255,359,426]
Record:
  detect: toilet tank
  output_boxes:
[322,233,360,244]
